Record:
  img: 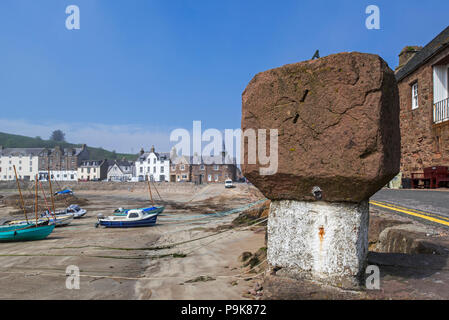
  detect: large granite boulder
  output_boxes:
[241,52,400,203]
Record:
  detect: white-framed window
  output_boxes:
[214,165,219,171]
[200,165,205,170]
[412,82,419,110]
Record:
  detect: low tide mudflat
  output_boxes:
[0,182,266,300]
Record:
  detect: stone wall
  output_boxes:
[398,48,449,178]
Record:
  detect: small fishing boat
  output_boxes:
[55,205,87,219]
[0,224,55,242]
[96,209,158,228]
[113,206,164,217]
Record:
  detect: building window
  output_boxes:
[214,174,219,181]
[153,159,156,164]
[161,166,164,173]
[140,167,143,173]
[411,82,419,110]
[172,165,176,170]
[153,167,156,173]
[200,165,205,170]
[181,165,185,171]
[214,165,219,171]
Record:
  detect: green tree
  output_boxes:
[50,130,66,142]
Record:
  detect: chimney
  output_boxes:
[150,145,155,153]
[140,148,145,156]
[397,46,422,71]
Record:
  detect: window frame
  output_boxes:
[411,82,419,110]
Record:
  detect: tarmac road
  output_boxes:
[371,189,449,227]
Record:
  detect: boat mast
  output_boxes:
[47,166,56,215]
[147,178,154,207]
[39,181,55,219]
[13,165,29,223]
[34,175,39,227]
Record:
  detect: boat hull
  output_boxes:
[8,214,73,227]
[0,225,55,242]
[98,213,158,228]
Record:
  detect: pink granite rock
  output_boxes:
[241,52,400,203]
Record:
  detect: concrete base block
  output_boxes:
[268,200,369,289]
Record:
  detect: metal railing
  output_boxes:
[433,97,449,124]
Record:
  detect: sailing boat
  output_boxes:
[112,179,165,216]
[0,170,55,242]
[7,172,74,227]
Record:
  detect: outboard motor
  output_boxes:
[95,213,105,228]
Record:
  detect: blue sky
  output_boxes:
[0,0,448,153]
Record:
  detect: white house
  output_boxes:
[135,146,170,182]
[38,170,78,182]
[107,160,135,182]
[0,147,43,181]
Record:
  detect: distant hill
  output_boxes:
[0,132,137,161]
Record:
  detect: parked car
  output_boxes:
[225,179,234,188]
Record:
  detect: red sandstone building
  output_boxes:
[396,26,449,187]
[170,153,239,184]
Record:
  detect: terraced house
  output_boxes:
[0,146,42,181]
[396,25,449,182]
[38,144,89,181]
[171,152,238,184]
[77,160,109,181]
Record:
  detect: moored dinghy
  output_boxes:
[55,205,87,219]
[0,224,55,242]
[96,209,158,228]
[8,212,74,227]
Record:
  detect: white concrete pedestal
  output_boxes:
[267,200,369,288]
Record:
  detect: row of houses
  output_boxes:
[0,144,239,183]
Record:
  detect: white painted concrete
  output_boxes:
[268,200,369,288]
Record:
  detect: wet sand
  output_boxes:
[0,183,265,299]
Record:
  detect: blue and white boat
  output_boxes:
[113,206,164,217]
[96,209,158,228]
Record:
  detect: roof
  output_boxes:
[0,148,45,157]
[108,160,134,174]
[396,25,449,81]
[137,151,170,162]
